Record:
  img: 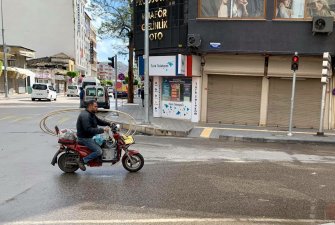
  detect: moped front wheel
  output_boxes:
[122,153,144,172]
[58,153,79,173]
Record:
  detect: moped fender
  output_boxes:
[51,149,63,166]
[127,150,139,156]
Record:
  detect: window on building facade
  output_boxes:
[199,0,265,19]
[275,0,335,19]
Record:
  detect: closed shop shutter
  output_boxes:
[207,75,262,125]
[267,78,321,128]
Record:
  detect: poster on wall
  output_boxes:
[161,77,192,120]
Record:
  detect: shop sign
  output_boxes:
[153,77,161,117]
[191,77,201,122]
[149,56,176,76]
[139,55,186,76]
[136,1,170,41]
[19,50,35,58]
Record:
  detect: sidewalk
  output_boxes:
[2,93,335,145]
[115,97,335,145]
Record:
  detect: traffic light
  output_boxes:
[108,57,115,68]
[291,53,299,71]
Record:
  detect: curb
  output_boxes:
[218,135,335,145]
[122,123,191,137]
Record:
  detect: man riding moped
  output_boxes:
[76,100,112,171]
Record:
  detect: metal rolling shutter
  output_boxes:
[207,75,262,125]
[267,78,321,128]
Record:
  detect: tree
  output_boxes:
[88,0,134,103]
[66,71,79,78]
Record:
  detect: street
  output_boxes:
[0,98,335,225]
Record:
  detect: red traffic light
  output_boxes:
[292,56,299,62]
[291,54,299,71]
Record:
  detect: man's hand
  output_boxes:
[104,126,110,132]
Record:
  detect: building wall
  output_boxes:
[97,62,114,80]
[3,0,75,58]
[2,0,88,75]
[188,1,335,55]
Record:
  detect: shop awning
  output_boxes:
[1,66,35,79]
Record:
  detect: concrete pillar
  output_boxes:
[259,76,269,126]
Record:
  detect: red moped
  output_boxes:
[51,124,144,173]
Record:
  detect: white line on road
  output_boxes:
[4,217,333,224]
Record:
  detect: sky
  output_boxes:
[88,3,128,64]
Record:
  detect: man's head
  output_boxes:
[86,100,98,113]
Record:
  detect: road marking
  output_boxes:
[57,117,71,124]
[11,116,32,122]
[5,218,332,224]
[200,128,213,138]
[0,115,16,121]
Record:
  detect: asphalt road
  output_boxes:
[1,99,335,225]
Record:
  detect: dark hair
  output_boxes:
[86,100,97,108]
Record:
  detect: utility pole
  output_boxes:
[317,52,331,136]
[144,0,150,123]
[1,0,8,98]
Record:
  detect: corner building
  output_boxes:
[134,0,335,129]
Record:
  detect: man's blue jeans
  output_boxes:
[78,137,102,164]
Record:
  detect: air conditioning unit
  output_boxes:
[187,34,201,48]
[312,16,333,34]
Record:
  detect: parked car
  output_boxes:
[107,88,114,98]
[66,85,80,97]
[115,91,128,98]
[84,85,110,109]
[31,83,57,101]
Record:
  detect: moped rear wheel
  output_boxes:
[122,153,144,172]
[58,153,79,173]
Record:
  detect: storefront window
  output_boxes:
[162,78,192,102]
[199,0,265,19]
[275,0,335,19]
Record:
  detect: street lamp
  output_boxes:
[144,0,150,123]
[1,0,8,98]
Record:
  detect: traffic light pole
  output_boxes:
[317,82,327,136]
[114,55,118,111]
[288,70,297,136]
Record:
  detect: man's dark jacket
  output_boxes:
[76,110,110,138]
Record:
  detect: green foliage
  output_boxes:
[106,80,113,86]
[66,71,79,78]
[101,80,113,86]
[0,60,3,75]
[88,0,132,54]
[100,80,108,86]
[124,76,129,84]
[133,79,139,85]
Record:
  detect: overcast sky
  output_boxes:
[89,5,128,64]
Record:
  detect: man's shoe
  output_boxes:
[77,160,86,171]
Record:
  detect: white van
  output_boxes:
[84,85,110,109]
[31,83,57,101]
[66,85,80,97]
[82,77,101,89]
